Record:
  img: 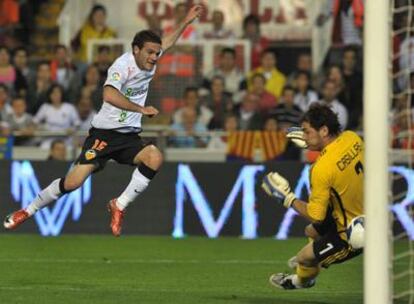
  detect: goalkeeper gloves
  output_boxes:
[286,127,308,149]
[261,172,296,208]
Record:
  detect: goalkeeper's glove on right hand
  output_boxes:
[261,172,296,208]
[286,127,308,149]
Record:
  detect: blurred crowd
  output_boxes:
[0,0,411,159]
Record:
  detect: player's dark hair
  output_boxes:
[131,30,162,50]
[221,47,236,57]
[301,103,341,136]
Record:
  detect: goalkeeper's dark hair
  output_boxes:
[131,30,162,50]
[301,103,341,136]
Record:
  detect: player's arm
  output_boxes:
[161,5,202,51]
[262,170,329,223]
[103,85,158,116]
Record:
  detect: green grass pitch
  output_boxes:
[0,235,408,304]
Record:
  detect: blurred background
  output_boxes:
[0,0,373,162]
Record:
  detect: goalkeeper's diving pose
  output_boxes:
[262,103,364,289]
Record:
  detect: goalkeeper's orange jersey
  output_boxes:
[307,131,364,238]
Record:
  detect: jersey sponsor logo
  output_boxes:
[111,72,121,82]
[125,86,148,97]
[336,142,363,171]
[85,149,97,160]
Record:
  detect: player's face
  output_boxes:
[302,122,324,151]
[134,42,162,71]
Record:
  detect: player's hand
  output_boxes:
[141,106,159,117]
[262,172,296,208]
[184,4,203,25]
[286,127,308,149]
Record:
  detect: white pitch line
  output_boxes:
[0,285,363,295]
[0,258,407,265]
[0,258,289,265]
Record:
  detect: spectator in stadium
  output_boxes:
[247,49,287,100]
[288,52,313,85]
[76,64,103,111]
[269,85,303,132]
[12,47,33,96]
[170,106,208,148]
[392,108,414,149]
[319,80,348,130]
[93,45,112,81]
[0,46,17,92]
[33,84,80,148]
[75,4,116,62]
[341,46,363,129]
[201,76,233,130]
[241,14,270,69]
[0,0,19,47]
[145,15,162,37]
[262,104,364,290]
[50,44,77,94]
[317,0,364,65]
[77,96,96,131]
[27,61,52,115]
[249,72,277,114]
[0,83,12,120]
[203,9,235,39]
[207,113,239,149]
[5,96,35,145]
[235,92,263,130]
[263,116,279,132]
[293,71,318,112]
[173,87,213,128]
[326,65,350,112]
[204,47,244,96]
[163,2,197,42]
[47,139,67,161]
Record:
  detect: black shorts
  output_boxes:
[311,210,362,268]
[76,128,152,172]
[312,212,337,236]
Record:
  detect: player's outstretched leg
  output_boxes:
[108,145,162,237]
[3,164,95,230]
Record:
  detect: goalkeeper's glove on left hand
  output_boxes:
[286,127,308,149]
[261,172,296,208]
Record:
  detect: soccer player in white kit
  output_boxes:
[4,5,203,236]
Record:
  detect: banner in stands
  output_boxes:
[0,137,13,160]
[0,161,412,239]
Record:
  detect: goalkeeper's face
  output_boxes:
[302,122,326,151]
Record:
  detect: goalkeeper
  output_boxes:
[262,103,364,289]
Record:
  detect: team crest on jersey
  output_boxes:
[111,72,121,81]
[85,149,97,160]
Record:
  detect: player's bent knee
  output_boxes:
[305,224,320,239]
[296,254,318,267]
[63,177,83,192]
[140,145,163,169]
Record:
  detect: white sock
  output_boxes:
[25,179,62,216]
[291,274,302,287]
[116,168,150,210]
